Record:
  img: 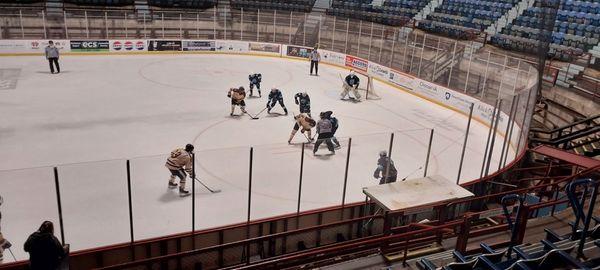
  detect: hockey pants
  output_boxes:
[268,99,287,113]
[313,136,335,153]
[169,169,187,189]
[341,84,361,99]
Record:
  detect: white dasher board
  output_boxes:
[362,175,474,212]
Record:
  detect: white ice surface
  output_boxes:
[0,54,515,261]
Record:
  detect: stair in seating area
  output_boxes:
[135,0,151,22]
[484,0,535,38]
[45,0,64,16]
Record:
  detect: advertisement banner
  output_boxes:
[0,40,71,53]
[321,50,346,66]
[70,40,109,52]
[249,42,280,53]
[387,70,414,90]
[345,55,368,72]
[216,41,249,52]
[367,62,390,80]
[0,40,27,53]
[182,40,215,51]
[286,45,312,58]
[148,40,182,51]
[110,40,146,52]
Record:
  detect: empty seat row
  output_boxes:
[231,0,315,12]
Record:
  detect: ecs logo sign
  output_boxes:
[71,40,109,52]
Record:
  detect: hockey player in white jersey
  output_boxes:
[0,195,12,262]
[165,144,194,196]
[341,70,362,101]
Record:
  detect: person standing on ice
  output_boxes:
[165,144,195,197]
[294,92,311,117]
[266,88,288,115]
[373,151,398,185]
[309,48,321,76]
[45,41,60,74]
[248,73,262,97]
[341,70,361,101]
[313,112,336,155]
[0,195,12,263]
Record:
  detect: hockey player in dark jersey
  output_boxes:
[294,92,311,117]
[313,112,336,155]
[373,151,398,185]
[266,88,288,115]
[248,73,262,97]
[323,111,341,148]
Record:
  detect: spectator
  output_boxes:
[24,221,68,270]
[45,41,60,74]
[309,48,321,76]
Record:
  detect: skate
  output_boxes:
[179,187,190,197]
[288,139,292,144]
[168,182,178,189]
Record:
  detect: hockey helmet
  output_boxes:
[185,144,195,152]
[379,150,387,157]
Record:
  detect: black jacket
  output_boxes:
[24,231,65,270]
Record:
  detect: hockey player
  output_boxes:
[248,73,262,97]
[0,195,11,263]
[266,88,288,115]
[288,113,316,144]
[165,144,195,196]
[323,111,341,148]
[373,151,398,185]
[294,92,311,117]
[228,86,248,116]
[341,70,362,100]
[313,112,336,155]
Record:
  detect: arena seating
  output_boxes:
[417,179,600,270]
[230,0,316,12]
[147,0,216,9]
[418,0,519,39]
[491,0,600,61]
[326,0,430,26]
[63,0,134,6]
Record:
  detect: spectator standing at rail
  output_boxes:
[309,47,321,76]
[24,221,68,270]
[45,41,60,74]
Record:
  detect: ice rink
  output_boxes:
[0,54,514,260]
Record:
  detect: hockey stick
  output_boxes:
[7,248,16,261]
[194,177,221,193]
[402,166,423,181]
[244,111,259,120]
[253,107,268,119]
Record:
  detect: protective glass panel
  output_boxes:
[59,159,130,251]
[0,167,58,261]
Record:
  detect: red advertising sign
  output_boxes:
[344,55,368,72]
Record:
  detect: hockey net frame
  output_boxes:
[354,70,380,100]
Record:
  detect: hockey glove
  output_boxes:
[1,240,11,250]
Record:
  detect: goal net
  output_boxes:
[340,70,380,100]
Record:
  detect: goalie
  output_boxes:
[341,70,361,101]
